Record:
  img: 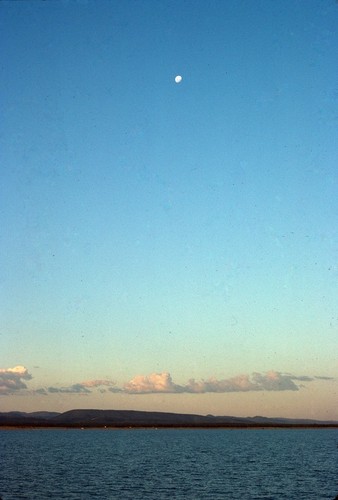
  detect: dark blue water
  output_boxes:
[1,428,337,499]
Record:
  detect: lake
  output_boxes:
[1,428,337,499]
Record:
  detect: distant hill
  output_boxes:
[1,409,337,428]
[0,411,61,426]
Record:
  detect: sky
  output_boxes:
[1,0,337,419]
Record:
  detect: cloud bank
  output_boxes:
[0,366,32,395]
[120,371,311,394]
[0,366,333,396]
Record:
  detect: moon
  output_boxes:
[175,75,182,83]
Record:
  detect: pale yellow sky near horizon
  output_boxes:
[1,377,336,421]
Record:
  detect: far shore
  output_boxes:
[1,424,338,430]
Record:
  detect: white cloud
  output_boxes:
[123,372,183,394]
[0,366,32,395]
[251,371,299,391]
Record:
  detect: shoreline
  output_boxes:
[1,424,338,430]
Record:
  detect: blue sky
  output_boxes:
[1,0,337,418]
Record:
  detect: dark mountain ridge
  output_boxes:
[1,409,337,428]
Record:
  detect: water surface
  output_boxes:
[1,428,337,499]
